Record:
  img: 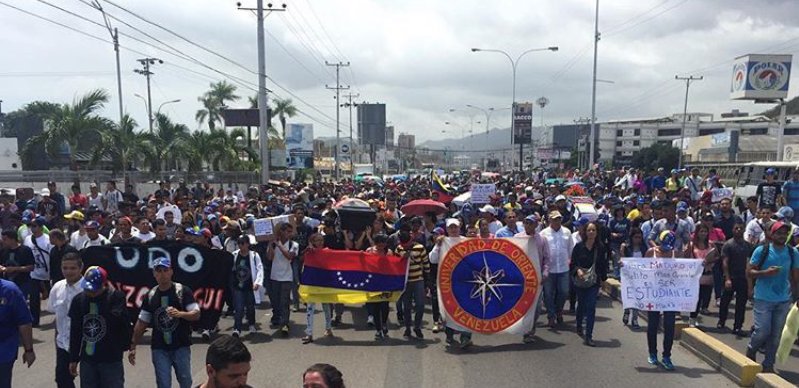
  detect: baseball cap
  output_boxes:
[64,210,85,221]
[85,220,100,229]
[31,216,47,226]
[445,218,461,227]
[770,221,790,235]
[432,227,445,236]
[548,210,563,219]
[555,195,567,202]
[676,202,688,213]
[479,205,497,216]
[80,266,107,291]
[658,231,676,252]
[153,257,172,269]
[766,168,777,175]
[40,188,50,197]
[573,216,590,228]
[185,227,202,236]
[524,214,541,223]
[89,182,97,188]
[777,206,794,221]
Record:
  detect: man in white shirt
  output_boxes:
[516,214,551,343]
[46,252,83,388]
[103,181,124,215]
[684,168,704,203]
[24,216,52,327]
[539,211,573,328]
[744,206,773,244]
[82,220,110,248]
[133,217,155,243]
[86,183,103,210]
[479,205,503,235]
[267,222,299,336]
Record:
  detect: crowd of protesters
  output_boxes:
[1,164,799,386]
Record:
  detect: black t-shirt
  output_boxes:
[37,198,59,219]
[756,182,781,211]
[324,231,346,250]
[721,238,754,279]
[0,245,35,287]
[293,223,312,255]
[232,254,253,290]
[68,288,131,363]
[49,244,78,284]
[140,283,197,350]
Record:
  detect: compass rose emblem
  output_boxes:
[466,253,522,318]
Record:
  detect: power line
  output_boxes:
[603,0,672,35]
[299,0,356,86]
[604,0,689,38]
[279,12,335,80]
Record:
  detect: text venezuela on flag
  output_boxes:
[299,248,409,304]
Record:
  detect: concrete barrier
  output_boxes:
[754,373,797,388]
[680,328,762,387]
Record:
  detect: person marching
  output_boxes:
[46,252,83,388]
[129,258,201,388]
[644,231,679,371]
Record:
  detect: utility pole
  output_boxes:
[675,75,703,168]
[341,93,359,179]
[91,1,123,128]
[588,0,600,168]
[134,57,162,132]
[326,61,350,181]
[238,1,286,183]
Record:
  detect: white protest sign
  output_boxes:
[711,188,734,203]
[156,204,182,225]
[253,218,274,237]
[620,258,703,312]
[470,184,496,204]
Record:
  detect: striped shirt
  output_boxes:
[396,243,430,283]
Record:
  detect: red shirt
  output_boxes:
[69,194,87,209]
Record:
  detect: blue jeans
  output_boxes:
[232,288,255,331]
[748,299,792,369]
[79,360,124,388]
[305,303,333,336]
[401,280,426,330]
[647,311,676,358]
[152,347,192,388]
[0,361,12,388]
[575,285,599,339]
[544,272,570,319]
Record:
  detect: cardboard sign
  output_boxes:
[470,184,496,204]
[620,258,704,312]
[711,188,734,203]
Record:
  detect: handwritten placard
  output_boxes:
[711,188,734,203]
[620,258,703,312]
[470,184,496,204]
[253,218,274,237]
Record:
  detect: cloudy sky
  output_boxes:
[2,0,799,145]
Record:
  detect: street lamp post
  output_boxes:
[471,46,558,171]
[133,93,149,127]
[157,99,181,115]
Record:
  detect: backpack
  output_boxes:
[750,242,797,297]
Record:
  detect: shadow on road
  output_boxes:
[633,365,718,378]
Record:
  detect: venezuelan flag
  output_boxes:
[299,249,408,304]
[431,170,455,204]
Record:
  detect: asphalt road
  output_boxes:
[12,294,737,388]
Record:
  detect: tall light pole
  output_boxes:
[471,46,558,171]
[238,1,286,183]
[589,0,600,168]
[133,94,148,122]
[466,104,497,135]
[90,1,123,128]
[134,57,162,132]
[341,93,359,179]
[675,75,703,168]
[157,99,181,115]
[326,61,350,181]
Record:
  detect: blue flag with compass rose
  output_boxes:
[437,237,542,335]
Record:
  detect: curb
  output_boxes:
[602,280,796,387]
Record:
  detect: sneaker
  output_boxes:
[688,318,697,328]
[459,336,473,349]
[548,317,556,328]
[432,322,442,333]
[301,335,313,344]
[745,347,757,361]
[292,305,300,313]
[374,332,384,341]
[700,308,710,315]
[631,321,641,330]
[248,325,257,333]
[324,329,334,337]
[367,315,375,327]
[232,329,241,338]
[583,338,596,347]
[523,334,535,344]
[576,326,584,337]
[556,313,564,324]
[715,298,720,308]
[732,328,749,338]
[445,335,454,345]
[403,329,412,338]
[661,357,675,371]
[281,325,289,336]
[647,354,658,365]
[716,322,726,331]
[382,329,389,338]
[201,329,211,341]
[414,328,424,339]
[622,310,630,325]
[332,315,342,327]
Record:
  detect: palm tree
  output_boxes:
[21,89,112,170]
[271,97,297,139]
[1,101,60,137]
[182,130,216,173]
[195,81,240,131]
[248,94,258,109]
[90,115,149,183]
[210,128,258,171]
[145,113,190,172]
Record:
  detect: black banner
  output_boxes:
[82,242,232,330]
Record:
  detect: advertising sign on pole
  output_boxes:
[285,123,314,169]
[513,102,533,145]
[730,54,792,100]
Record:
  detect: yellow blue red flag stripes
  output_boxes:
[431,170,455,204]
[299,248,408,304]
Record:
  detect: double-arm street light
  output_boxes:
[471,46,558,170]
[134,95,181,130]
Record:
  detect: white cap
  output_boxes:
[40,188,50,197]
[555,194,567,202]
[445,218,461,227]
[479,204,497,216]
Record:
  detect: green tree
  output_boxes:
[90,115,149,183]
[195,81,240,130]
[630,142,679,171]
[1,101,61,138]
[21,89,111,170]
[145,113,190,172]
[209,128,259,171]
[271,97,297,139]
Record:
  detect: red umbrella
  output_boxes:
[401,199,448,216]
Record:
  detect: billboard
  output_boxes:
[357,103,386,145]
[285,123,314,169]
[513,102,533,144]
[730,54,792,100]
